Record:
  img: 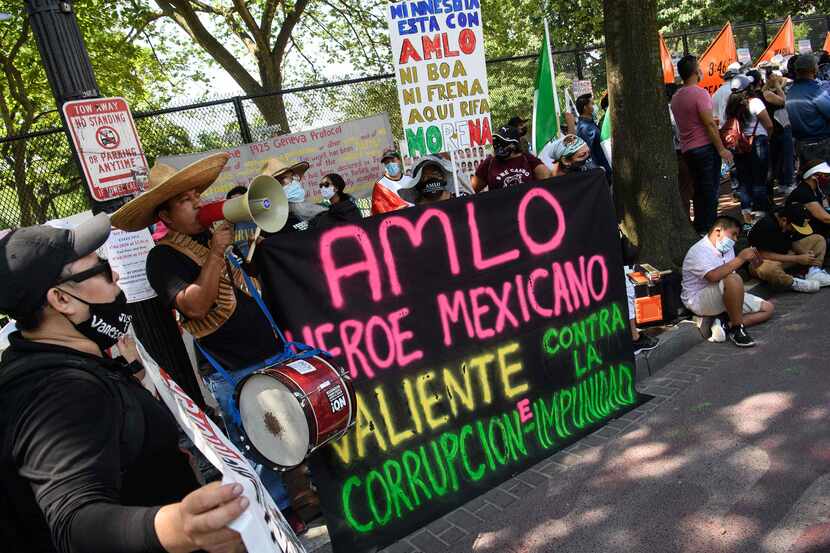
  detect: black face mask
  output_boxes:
[62,289,131,353]
[494,141,515,159]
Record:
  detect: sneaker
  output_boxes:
[791,277,820,293]
[633,334,659,354]
[806,267,830,287]
[709,317,727,343]
[727,324,756,347]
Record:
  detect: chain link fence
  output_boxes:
[2,14,829,231]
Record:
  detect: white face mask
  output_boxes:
[283,178,306,203]
[320,186,336,200]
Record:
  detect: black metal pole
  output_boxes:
[233,96,254,144]
[25,0,207,409]
[761,21,769,51]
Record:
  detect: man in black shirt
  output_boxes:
[0,214,247,553]
[748,203,830,290]
[787,160,830,237]
[111,154,315,525]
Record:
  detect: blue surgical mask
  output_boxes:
[320,186,336,200]
[716,237,736,254]
[284,178,306,203]
[385,162,401,177]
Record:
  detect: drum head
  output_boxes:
[239,374,310,468]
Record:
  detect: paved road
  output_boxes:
[431,289,830,553]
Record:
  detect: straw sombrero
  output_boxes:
[261,157,310,180]
[111,153,230,232]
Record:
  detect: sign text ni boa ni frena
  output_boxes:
[388,0,492,158]
[258,171,641,552]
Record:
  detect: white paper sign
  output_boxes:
[388,0,492,157]
[737,48,751,64]
[136,342,306,553]
[572,79,593,98]
[104,228,157,303]
[799,39,812,54]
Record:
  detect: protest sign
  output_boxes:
[757,16,795,64]
[798,39,812,54]
[104,228,156,303]
[63,98,148,202]
[387,0,492,158]
[572,79,593,98]
[136,341,306,553]
[737,47,752,65]
[257,170,642,552]
[698,23,738,95]
[158,114,393,203]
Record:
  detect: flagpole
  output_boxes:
[543,12,562,137]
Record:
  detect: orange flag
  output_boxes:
[756,16,795,64]
[823,31,830,53]
[698,23,738,95]
[659,33,676,84]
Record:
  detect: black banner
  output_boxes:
[258,171,638,552]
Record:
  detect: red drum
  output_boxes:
[235,354,356,470]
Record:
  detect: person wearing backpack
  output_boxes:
[0,214,247,553]
[724,75,775,229]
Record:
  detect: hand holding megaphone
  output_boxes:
[197,175,289,233]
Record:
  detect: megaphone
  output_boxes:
[197,175,289,233]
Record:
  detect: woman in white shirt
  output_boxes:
[726,74,774,226]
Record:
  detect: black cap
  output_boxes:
[0,213,111,316]
[493,126,521,144]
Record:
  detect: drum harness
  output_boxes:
[195,250,328,427]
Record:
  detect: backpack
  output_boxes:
[720,117,759,155]
[0,353,146,469]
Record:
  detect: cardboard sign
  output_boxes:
[63,97,148,202]
[257,171,640,552]
[757,16,795,64]
[799,39,813,54]
[158,114,394,203]
[388,0,492,158]
[136,342,306,553]
[572,79,593,98]
[737,47,752,65]
[698,23,738,95]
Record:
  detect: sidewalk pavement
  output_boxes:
[306,282,830,553]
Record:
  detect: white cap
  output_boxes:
[803,162,830,180]
[727,62,741,71]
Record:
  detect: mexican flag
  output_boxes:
[600,106,613,168]
[532,25,560,153]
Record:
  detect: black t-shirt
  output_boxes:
[145,232,280,373]
[0,334,199,553]
[748,214,792,254]
[786,183,830,236]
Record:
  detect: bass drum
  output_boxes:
[235,354,355,470]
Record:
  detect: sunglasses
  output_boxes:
[56,257,113,285]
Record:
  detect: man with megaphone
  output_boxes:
[111,153,317,531]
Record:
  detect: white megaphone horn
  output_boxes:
[197,175,289,233]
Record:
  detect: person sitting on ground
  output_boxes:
[309,173,363,229]
[471,126,550,192]
[748,203,830,292]
[541,134,597,177]
[681,216,774,347]
[786,159,830,238]
[402,155,455,205]
[0,215,248,553]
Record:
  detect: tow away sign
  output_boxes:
[63,97,148,202]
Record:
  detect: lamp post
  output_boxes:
[24,0,207,409]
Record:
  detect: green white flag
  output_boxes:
[600,106,613,168]
[532,25,560,153]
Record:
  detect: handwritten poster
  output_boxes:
[158,114,394,203]
[257,171,642,552]
[388,0,492,158]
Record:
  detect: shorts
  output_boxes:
[685,281,764,317]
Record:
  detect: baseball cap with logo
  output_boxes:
[381,148,401,163]
[0,213,111,317]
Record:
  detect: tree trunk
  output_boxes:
[249,90,290,134]
[11,141,36,226]
[603,0,698,269]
